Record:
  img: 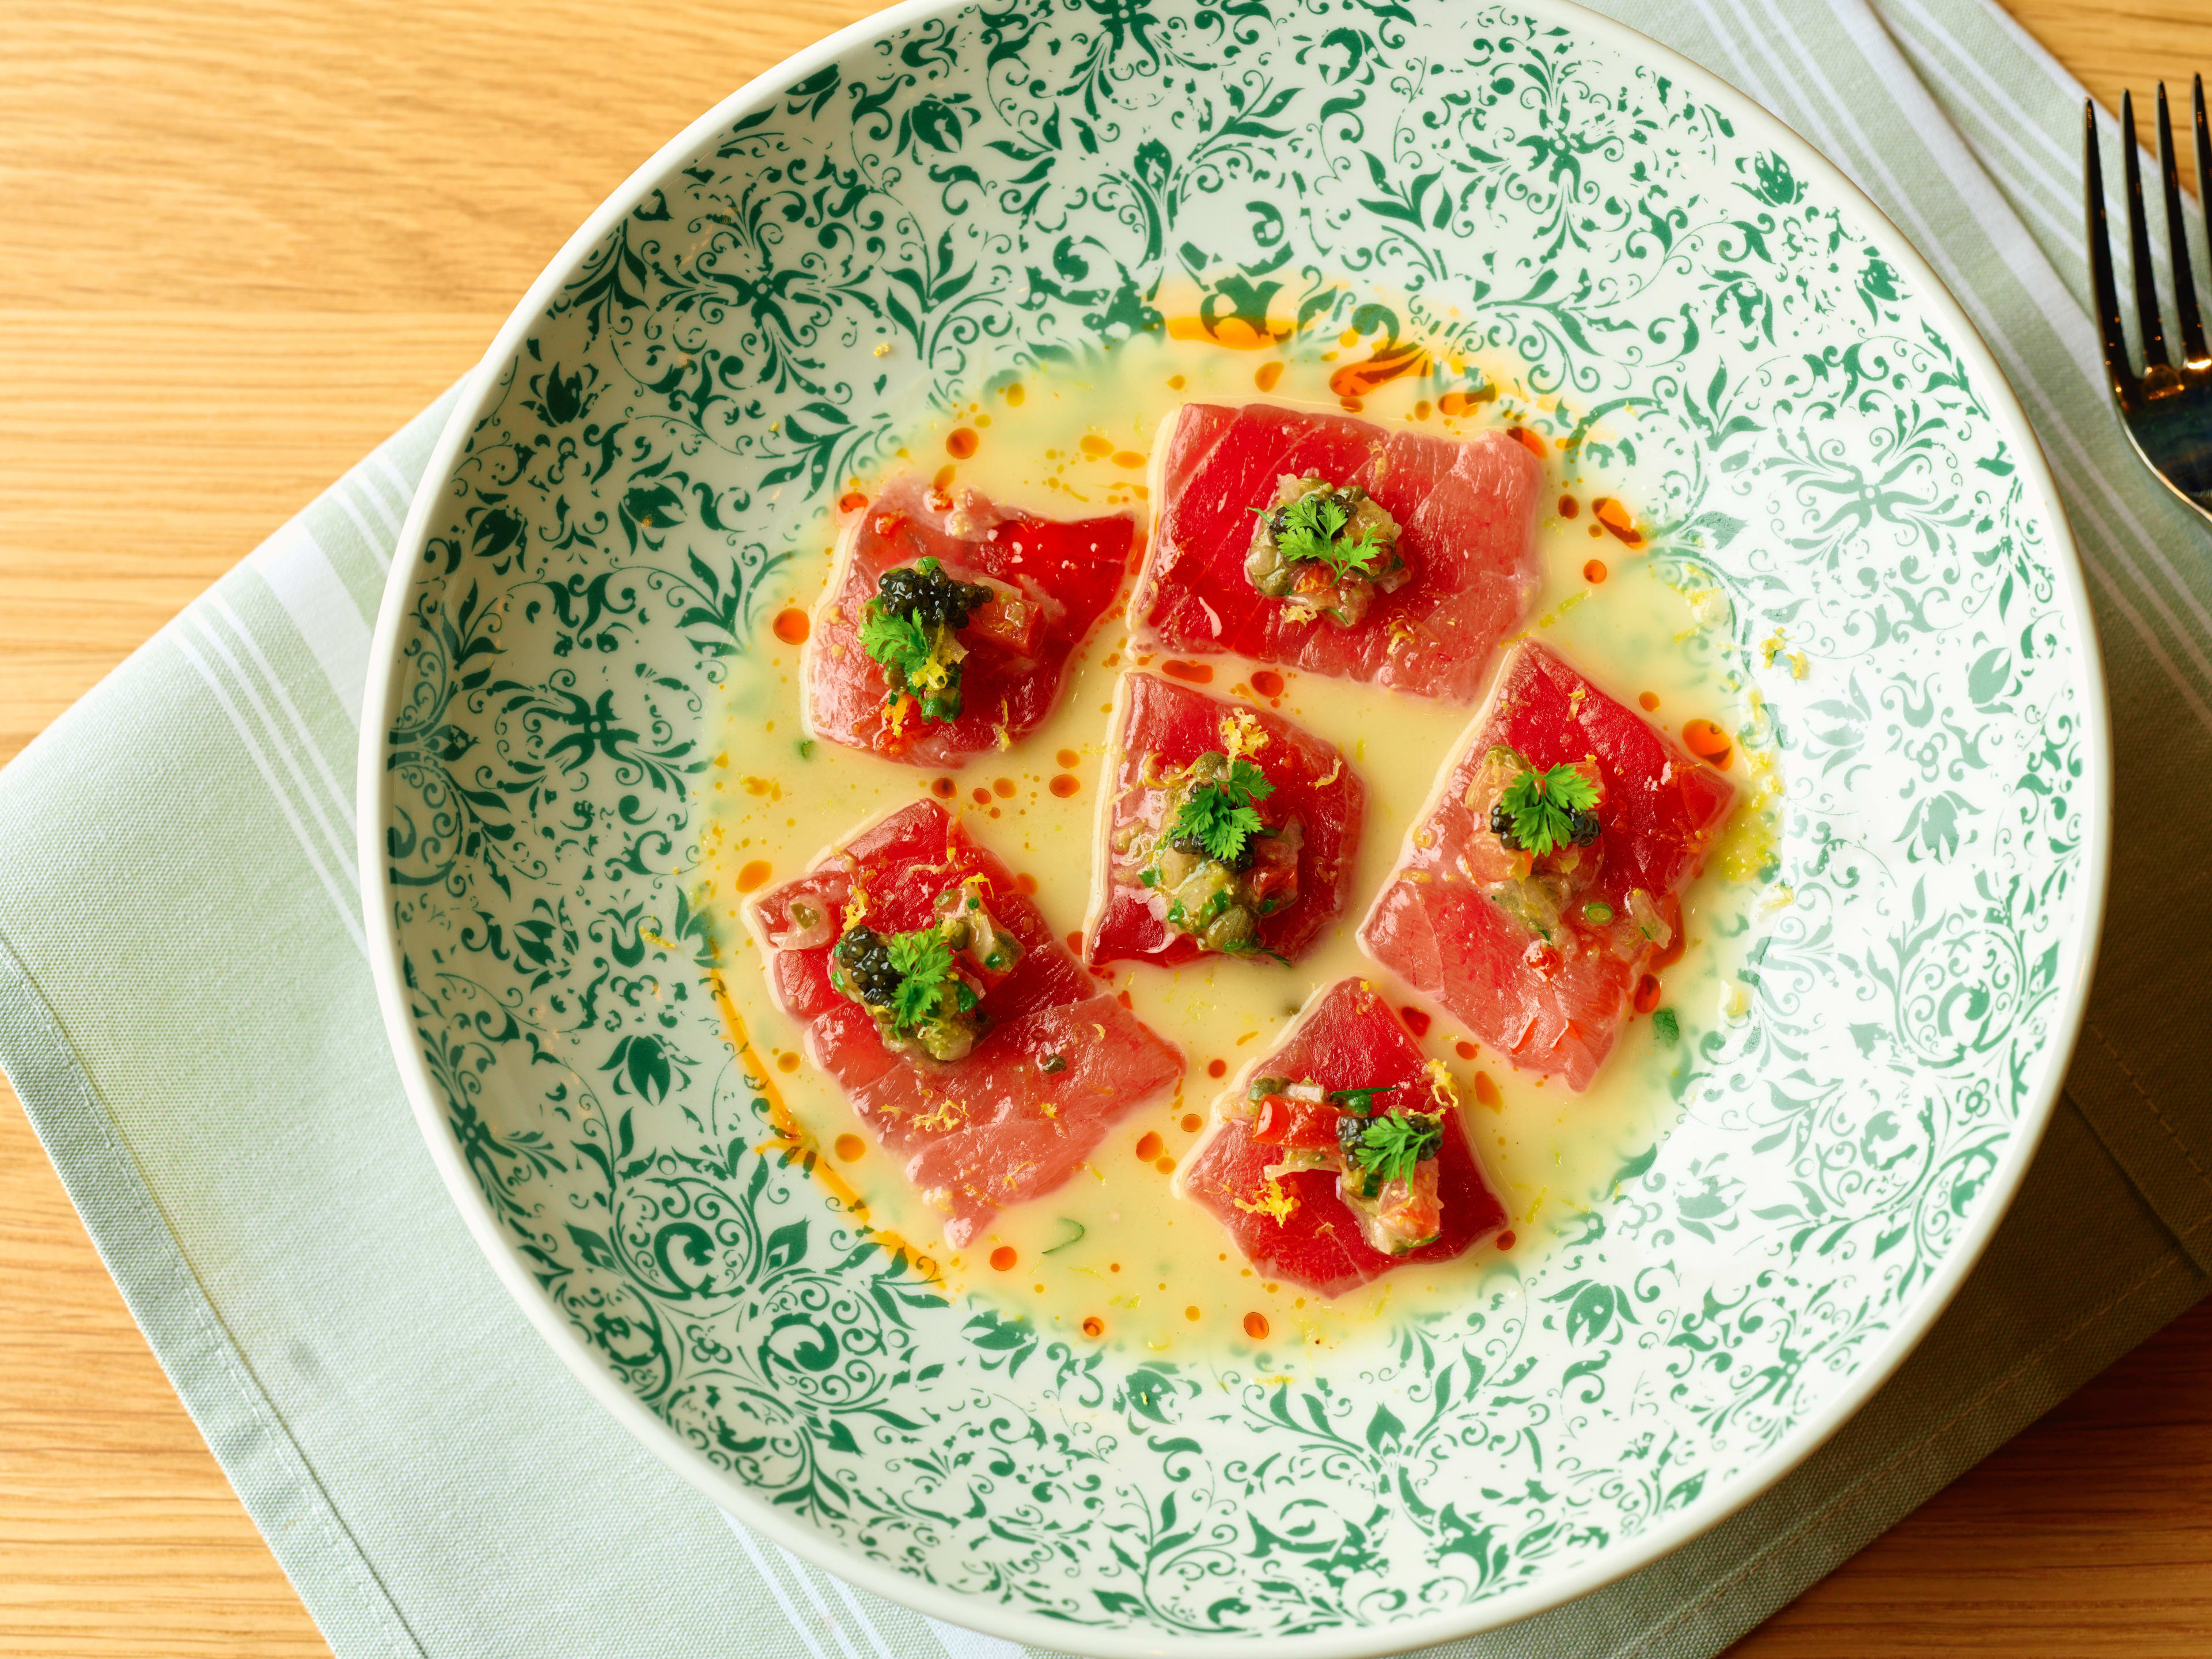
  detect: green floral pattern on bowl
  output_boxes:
[363,0,2102,1647]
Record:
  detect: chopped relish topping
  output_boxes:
[1460,748,1612,942]
[859,558,993,724]
[1325,1084,1400,1115]
[1244,474,1409,627]
[1243,1075,1448,1252]
[1270,488,1389,579]
[827,877,1025,1063]
[1138,750,1298,956]
[1339,1109,1444,1196]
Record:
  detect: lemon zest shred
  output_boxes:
[1423,1057,1461,1112]
[1233,1178,1300,1225]
[910,1098,970,1133]
[1218,707,1271,760]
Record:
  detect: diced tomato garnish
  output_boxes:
[1249,1094,1342,1148]
[1247,850,1300,907]
[1380,1181,1442,1242]
[968,585,1042,658]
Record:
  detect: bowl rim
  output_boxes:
[357,1,2113,1650]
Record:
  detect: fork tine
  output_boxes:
[2197,75,2212,351]
[2158,84,2206,362]
[2122,90,2170,368]
[2085,101,2135,388]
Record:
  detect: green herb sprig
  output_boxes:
[1498,762,1601,858]
[1272,491,1386,580]
[858,608,933,685]
[1347,1111,1445,1188]
[1168,754,1274,864]
[884,927,962,1031]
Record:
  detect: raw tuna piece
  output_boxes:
[1359,640,1736,1090]
[1129,402,1544,702]
[1177,978,1505,1298]
[1085,672,1363,968]
[748,799,1182,1247]
[805,476,1134,768]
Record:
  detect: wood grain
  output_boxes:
[1,2,2207,1656]
[2002,0,2212,195]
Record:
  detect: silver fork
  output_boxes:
[2084,77,2212,527]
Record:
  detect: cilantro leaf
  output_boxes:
[1273,490,1387,579]
[1200,803,1261,862]
[1167,752,1275,865]
[1347,1111,1444,1188]
[884,927,955,1031]
[1497,762,1600,857]
[1224,757,1274,802]
[1548,766,1600,812]
[858,605,931,681]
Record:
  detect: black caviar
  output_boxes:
[877,560,990,630]
[831,926,903,1006]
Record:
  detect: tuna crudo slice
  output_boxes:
[805,476,1133,769]
[1085,671,1363,969]
[1128,402,1544,702]
[748,798,1183,1248]
[1359,639,1736,1090]
[1176,978,1505,1298]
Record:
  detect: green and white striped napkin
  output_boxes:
[6,1,2208,1655]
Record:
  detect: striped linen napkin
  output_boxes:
[5,1,2207,1655]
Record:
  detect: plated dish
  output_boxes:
[724,347,1761,1351]
[362,0,2106,1651]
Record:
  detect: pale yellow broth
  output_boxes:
[699,325,1780,1363]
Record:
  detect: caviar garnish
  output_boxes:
[830,919,982,1060]
[859,558,993,723]
[877,558,990,630]
[831,926,904,1006]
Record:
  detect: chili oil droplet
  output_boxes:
[1681,718,1734,769]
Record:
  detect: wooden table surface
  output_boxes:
[4,1,2211,1653]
